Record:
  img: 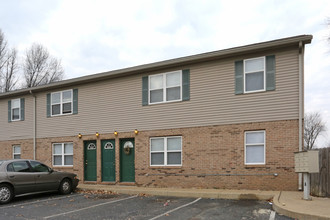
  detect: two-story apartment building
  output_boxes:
[0,35,312,190]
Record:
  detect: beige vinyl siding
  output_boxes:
[0,96,34,141]
[0,47,300,140]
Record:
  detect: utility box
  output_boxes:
[294,151,319,173]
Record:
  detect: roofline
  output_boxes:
[0,34,312,99]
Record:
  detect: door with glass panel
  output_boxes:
[84,140,97,181]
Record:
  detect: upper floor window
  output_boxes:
[235,55,275,95]
[8,98,25,122]
[13,145,21,159]
[51,90,72,116]
[244,57,265,93]
[11,99,21,121]
[149,71,182,104]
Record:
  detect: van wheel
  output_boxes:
[59,179,72,195]
[0,184,14,204]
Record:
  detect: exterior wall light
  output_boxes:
[96,132,100,137]
[78,133,82,138]
[114,131,118,136]
[134,129,139,134]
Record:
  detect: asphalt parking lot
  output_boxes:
[0,191,292,220]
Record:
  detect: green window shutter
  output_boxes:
[235,60,244,94]
[47,93,51,117]
[142,76,149,106]
[20,98,25,121]
[8,100,12,122]
[73,89,78,114]
[266,55,276,91]
[182,69,190,101]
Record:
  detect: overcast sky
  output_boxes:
[1,0,330,146]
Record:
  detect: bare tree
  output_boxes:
[304,112,326,150]
[2,48,19,92]
[23,43,64,88]
[0,29,19,92]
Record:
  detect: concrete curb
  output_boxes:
[272,192,330,220]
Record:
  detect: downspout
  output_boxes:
[29,90,36,160]
[298,41,304,190]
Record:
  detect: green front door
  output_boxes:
[120,138,135,182]
[84,140,97,181]
[101,139,115,182]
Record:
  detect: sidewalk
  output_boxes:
[77,184,330,220]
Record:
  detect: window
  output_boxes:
[244,57,265,93]
[13,145,21,159]
[245,131,265,165]
[11,99,21,121]
[51,90,72,116]
[150,136,182,166]
[53,143,73,166]
[30,161,50,172]
[149,71,182,104]
[7,161,30,172]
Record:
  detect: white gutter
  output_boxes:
[29,90,36,160]
[298,41,304,190]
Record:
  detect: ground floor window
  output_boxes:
[245,130,265,165]
[150,136,182,166]
[13,145,21,159]
[53,143,73,166]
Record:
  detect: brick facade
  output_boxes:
[0,119,299,191]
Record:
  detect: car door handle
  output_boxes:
[37,175,41,178]
[9,175,15,178]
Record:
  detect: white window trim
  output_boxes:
[12,145,21,159]
[244,130,266,165]
[11,98,21,121]
[243,57,266,93]
[150,136,182,166]
[51,89,73,116]
[52,142,73,167]
[148,70,182,105]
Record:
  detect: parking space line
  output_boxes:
[43,195,138,219]
[269,211,276,220]
[148,197,202,220]
[0,193,83,209]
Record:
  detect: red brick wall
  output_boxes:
[0,119,299,191]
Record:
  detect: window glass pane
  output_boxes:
[150,89,163,103]
[64,143,73,154]
[54,156,62,165]
[12,161,30,172]
[51,92,61,104]
[7,163,14,172]
[151,139,164,151]
[14,155,21,159]
[54,144,62,154]
[167,137,181,151]
[12,99,20,108]
[62,91,72,103]
[64,155,73,165]
[14,146,21,154]
[151,153,164,165]
[52,104,61,115]
[245,71,264,91]
[166,87,180,101]
[246,145,264,164]
[166,72,180,87]
[167,152,181,165]
[62,103,72,114]
[12,108,20,120]
[245,58,264,72]
[150,75,163,90]
[30,161,49,172]
[246,132,264,144]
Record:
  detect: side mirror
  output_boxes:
[49,168,54,173]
